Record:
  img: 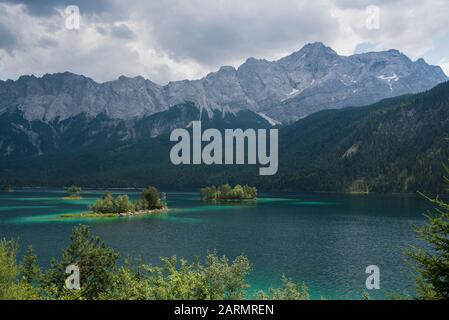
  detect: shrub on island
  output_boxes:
[2,184,13,192]
[200,184,257,201]
[141,186,166,209]
[89,186,167,215]
[90,193,134,214]
[65,185,82,199]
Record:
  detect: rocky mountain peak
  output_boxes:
[301,42,337,54]
[278,42,339,66]
[0,43,447,124]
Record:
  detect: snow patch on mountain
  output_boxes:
[378,73,400,91]
[257,113,281,126]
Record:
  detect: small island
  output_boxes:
[63,185,83,200]
[2,184,14,192]
[60,186,168,218]
[200,184,257,201]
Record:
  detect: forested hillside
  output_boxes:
[1,82,448,194]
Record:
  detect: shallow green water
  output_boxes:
[0,189,430,299]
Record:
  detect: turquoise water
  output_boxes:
[0,189,431,299]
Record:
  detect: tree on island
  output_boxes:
[2,184,13,192]
[90,193,134,214]
[407,163,449,299]
[89,186,166,215]
[200,184,257,201]
[141,186,164,210]
[66,185,82,199]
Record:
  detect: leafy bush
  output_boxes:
[0,240,41,299]
[2,184,13,192]
[141,186,163,210]
[201,184,257,201]
[90,193,134,214]
[256,275,310,300]
[102,253,252,300]
[89,187,166,214]
[66,185,82,198]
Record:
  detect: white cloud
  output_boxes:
[0,3,207,84]
[440,61,449,77]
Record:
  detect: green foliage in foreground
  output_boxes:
[0,240,40,300]
[89,186,166,214]
[102,254,251,300]
[256,275,310,300]
[406,164,449,300]
[0,225,306,300]
[41,225,119,299]
[200,184,257,201]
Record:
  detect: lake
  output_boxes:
[0,189,432,299]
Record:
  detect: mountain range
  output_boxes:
[0,43,447,159]
[1,80,449,194]
[0,42,448,193]
[1,43,446,123]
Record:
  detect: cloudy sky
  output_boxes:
[1,0,448,84]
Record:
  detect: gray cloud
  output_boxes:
[333,0,385,9]
[0,0,448,84]
[95,23,134,39]
[109,24,134,39]
[0,22,16,53]
[0,0,111,16]
[130,1,337,66]
[37,36,58,48]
